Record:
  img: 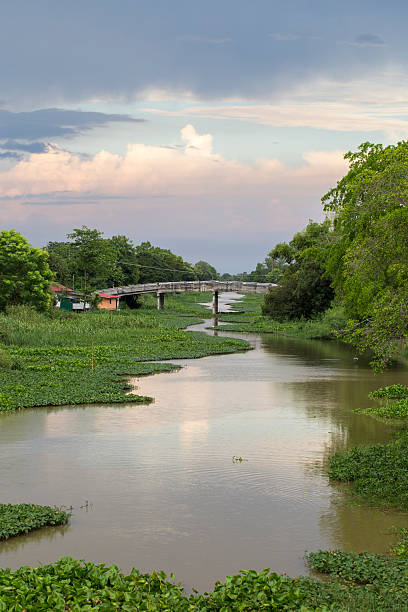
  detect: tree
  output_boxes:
[134,242,196,283]
[66,226,117,292]
[0,230,53,311]
[321,141,408,369]
[107,235,140,287]
[262,220,335,320]
[193,260,218,280]
[46,241,77,287]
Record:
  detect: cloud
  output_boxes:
[0,1,405,105]
[350,33,385,47]
[0,125,347,244]
[0,140,48,154]
[0,124,350,270]
[0,125,347,201]
[0,108,144,141]
[181,124,214,157]
[142,71,408,138]
[0,151,21,160]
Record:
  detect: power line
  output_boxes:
[116,260,195,276]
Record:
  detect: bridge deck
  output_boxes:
[100,280,276,297]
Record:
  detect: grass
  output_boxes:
[213,295,346,340]
[0,297,249,412]
[0,504,70,541]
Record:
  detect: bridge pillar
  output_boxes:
[157,292,165,310]
[212,290,219,315]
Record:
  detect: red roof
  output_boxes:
[51,284,73,292]
[96,292,118,299]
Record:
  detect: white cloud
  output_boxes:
[0,125,348,254]
[180,124,215,157]
[0,127,347,201]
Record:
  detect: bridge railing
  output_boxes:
[100,280,276,296]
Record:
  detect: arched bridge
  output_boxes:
[99,280,276,314]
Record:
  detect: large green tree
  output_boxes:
[322,141,408,369]
[66,227,117,293]
[0,230,53,311]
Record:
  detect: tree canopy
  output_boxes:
[0,230,53,312]
[262,220,334,321]
[193,261,218,281]
[321,141,408,369]
[46,229,200,290]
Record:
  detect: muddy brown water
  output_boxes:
[0,293,407,592]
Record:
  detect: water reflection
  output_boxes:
[0,293,407,591]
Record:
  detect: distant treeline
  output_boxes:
[45,227,220,291]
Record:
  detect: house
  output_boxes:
[59,293,91,312]
[96,292,120,310]
[50,283,118,311]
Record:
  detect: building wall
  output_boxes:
[98,297,117,310]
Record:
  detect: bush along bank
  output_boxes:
[0,300,249,412]
[0,504,70,540]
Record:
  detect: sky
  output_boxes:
[0,0,407,272]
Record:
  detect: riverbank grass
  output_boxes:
[0,298,249,412]
[213,295,346,339]
[0,504,70,540]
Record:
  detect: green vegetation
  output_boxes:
[239,141,408,371]
[47,227,217,294]
[358,399,408,420]
[0,230,53,312]
[213,294,346,340]
[0,297,248,412]
[0,557,332,611]
[301,549,408,611]
[390,528,408,559]
[321,141,408,371]
[328,433,408,509]
[262,220,334,321]
[0,504,70,540]
[369,384,408,400]
[4,552,408,610]
[352,384,408,421]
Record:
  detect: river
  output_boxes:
[0,292,407,592]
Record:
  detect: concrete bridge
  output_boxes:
[99,280,276,314]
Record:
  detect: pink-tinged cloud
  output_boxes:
[0,125,347,200]
[0,125,348,266]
